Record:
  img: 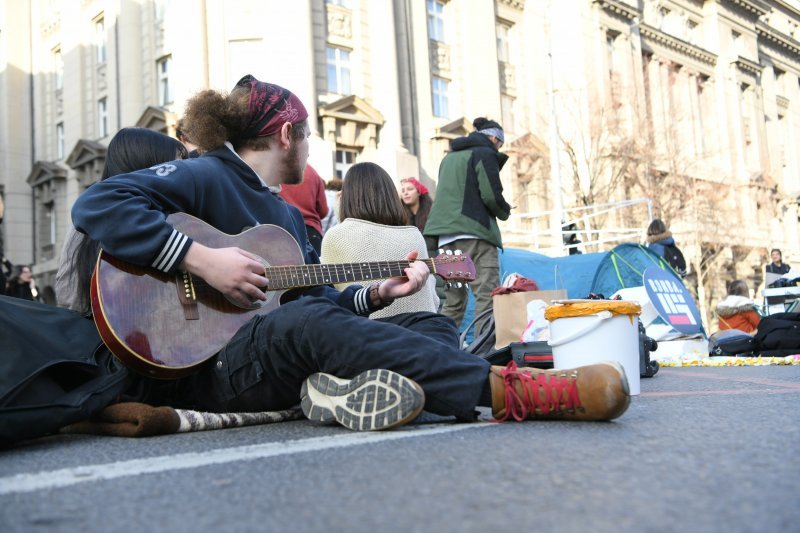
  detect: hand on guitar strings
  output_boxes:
[181,243,268,309]
[377,250,430,300]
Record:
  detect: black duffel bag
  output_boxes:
[754,312,800,357]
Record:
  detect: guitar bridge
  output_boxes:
[176,271,200,320]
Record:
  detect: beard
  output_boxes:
[280,140,306,185]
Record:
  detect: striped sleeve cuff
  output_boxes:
[353,286,373,315]
[151,229,190,273]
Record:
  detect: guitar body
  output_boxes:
[91,212,303,379]
[92,212,476,379]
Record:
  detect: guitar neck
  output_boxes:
[265,259,435,290]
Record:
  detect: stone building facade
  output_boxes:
[0,0,798,321]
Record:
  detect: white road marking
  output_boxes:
[0,423,492,495]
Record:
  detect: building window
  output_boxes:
[98,98,108,138]
[427,0,445,42]
[501,95,515,134]
[56,123,64,159]
[95,16,107,64]
[432,76,449,118]
[732,30,742,57]
[53,48,63,91]
[334,149,356,179]
[686,20,699,45]
[496,21,511,62]
[154,0,170,20]
[656,7,670,31]
[157,55,173,106]
[46,202,56,247]
[326,46,351,95]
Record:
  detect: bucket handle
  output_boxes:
[548,310,613,347]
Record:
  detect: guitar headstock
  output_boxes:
[431,252,476,284]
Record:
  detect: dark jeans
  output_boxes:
[150,297,491,420]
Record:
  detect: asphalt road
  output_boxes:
[1,365,799,533]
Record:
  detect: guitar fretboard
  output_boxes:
[264,259,436,290]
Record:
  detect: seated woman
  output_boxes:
[55,127,188,314]
[716,280,761,335]
[321,162,439,318]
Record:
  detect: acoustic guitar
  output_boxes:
[91,212,476,379]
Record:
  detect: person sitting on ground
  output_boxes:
[716,280,761,335]
[55,127,189,314]
[279,164,329,256]
[322,162,440,319]
[70,74,630,432]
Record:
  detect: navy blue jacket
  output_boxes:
[72,146,371,314]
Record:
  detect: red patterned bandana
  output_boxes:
[235,74,309,138]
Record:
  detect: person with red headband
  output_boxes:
[68,75,630,434]
[399,177,432,234]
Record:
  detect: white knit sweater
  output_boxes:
[321,218,439,318]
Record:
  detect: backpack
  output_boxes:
[663,244,686,276]
[753,312,800,356]
[708,329,757,357]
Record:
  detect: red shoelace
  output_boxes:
[497,361,582,422]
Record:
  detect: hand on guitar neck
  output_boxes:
[374,250,430,302]
[180,242,431,309]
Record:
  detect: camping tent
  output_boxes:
[498,243,678,299]
[461,243,682,330]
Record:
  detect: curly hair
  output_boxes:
[181,87,307,153]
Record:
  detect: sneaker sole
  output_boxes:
[300,369,425,431]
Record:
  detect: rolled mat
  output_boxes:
[60,402,303,438]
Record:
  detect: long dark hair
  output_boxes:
[69,128,187,314]
[339,162,409,226]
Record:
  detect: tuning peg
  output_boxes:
[455,282,463,288]
[454,250,462,256]
[444,281,452,290]
[438,248,445,255]
[445,249,453,255]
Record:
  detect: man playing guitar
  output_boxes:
[73,75,630,431]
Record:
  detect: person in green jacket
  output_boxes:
[424,117,511,328]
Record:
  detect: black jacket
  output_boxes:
[0,297,129,447]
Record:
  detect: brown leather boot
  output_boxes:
[489,361,631,421]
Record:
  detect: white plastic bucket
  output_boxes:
[547,302,641,395]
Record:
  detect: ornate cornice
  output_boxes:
[771,0,800,19]
[593,0,639,22]
[734,56,763,77]
[757,22,800,58]
[497,0,525,12]
[721,0,771,18]
[776,95,790,109]
[640,24,718,66]
[26,161,67,188]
